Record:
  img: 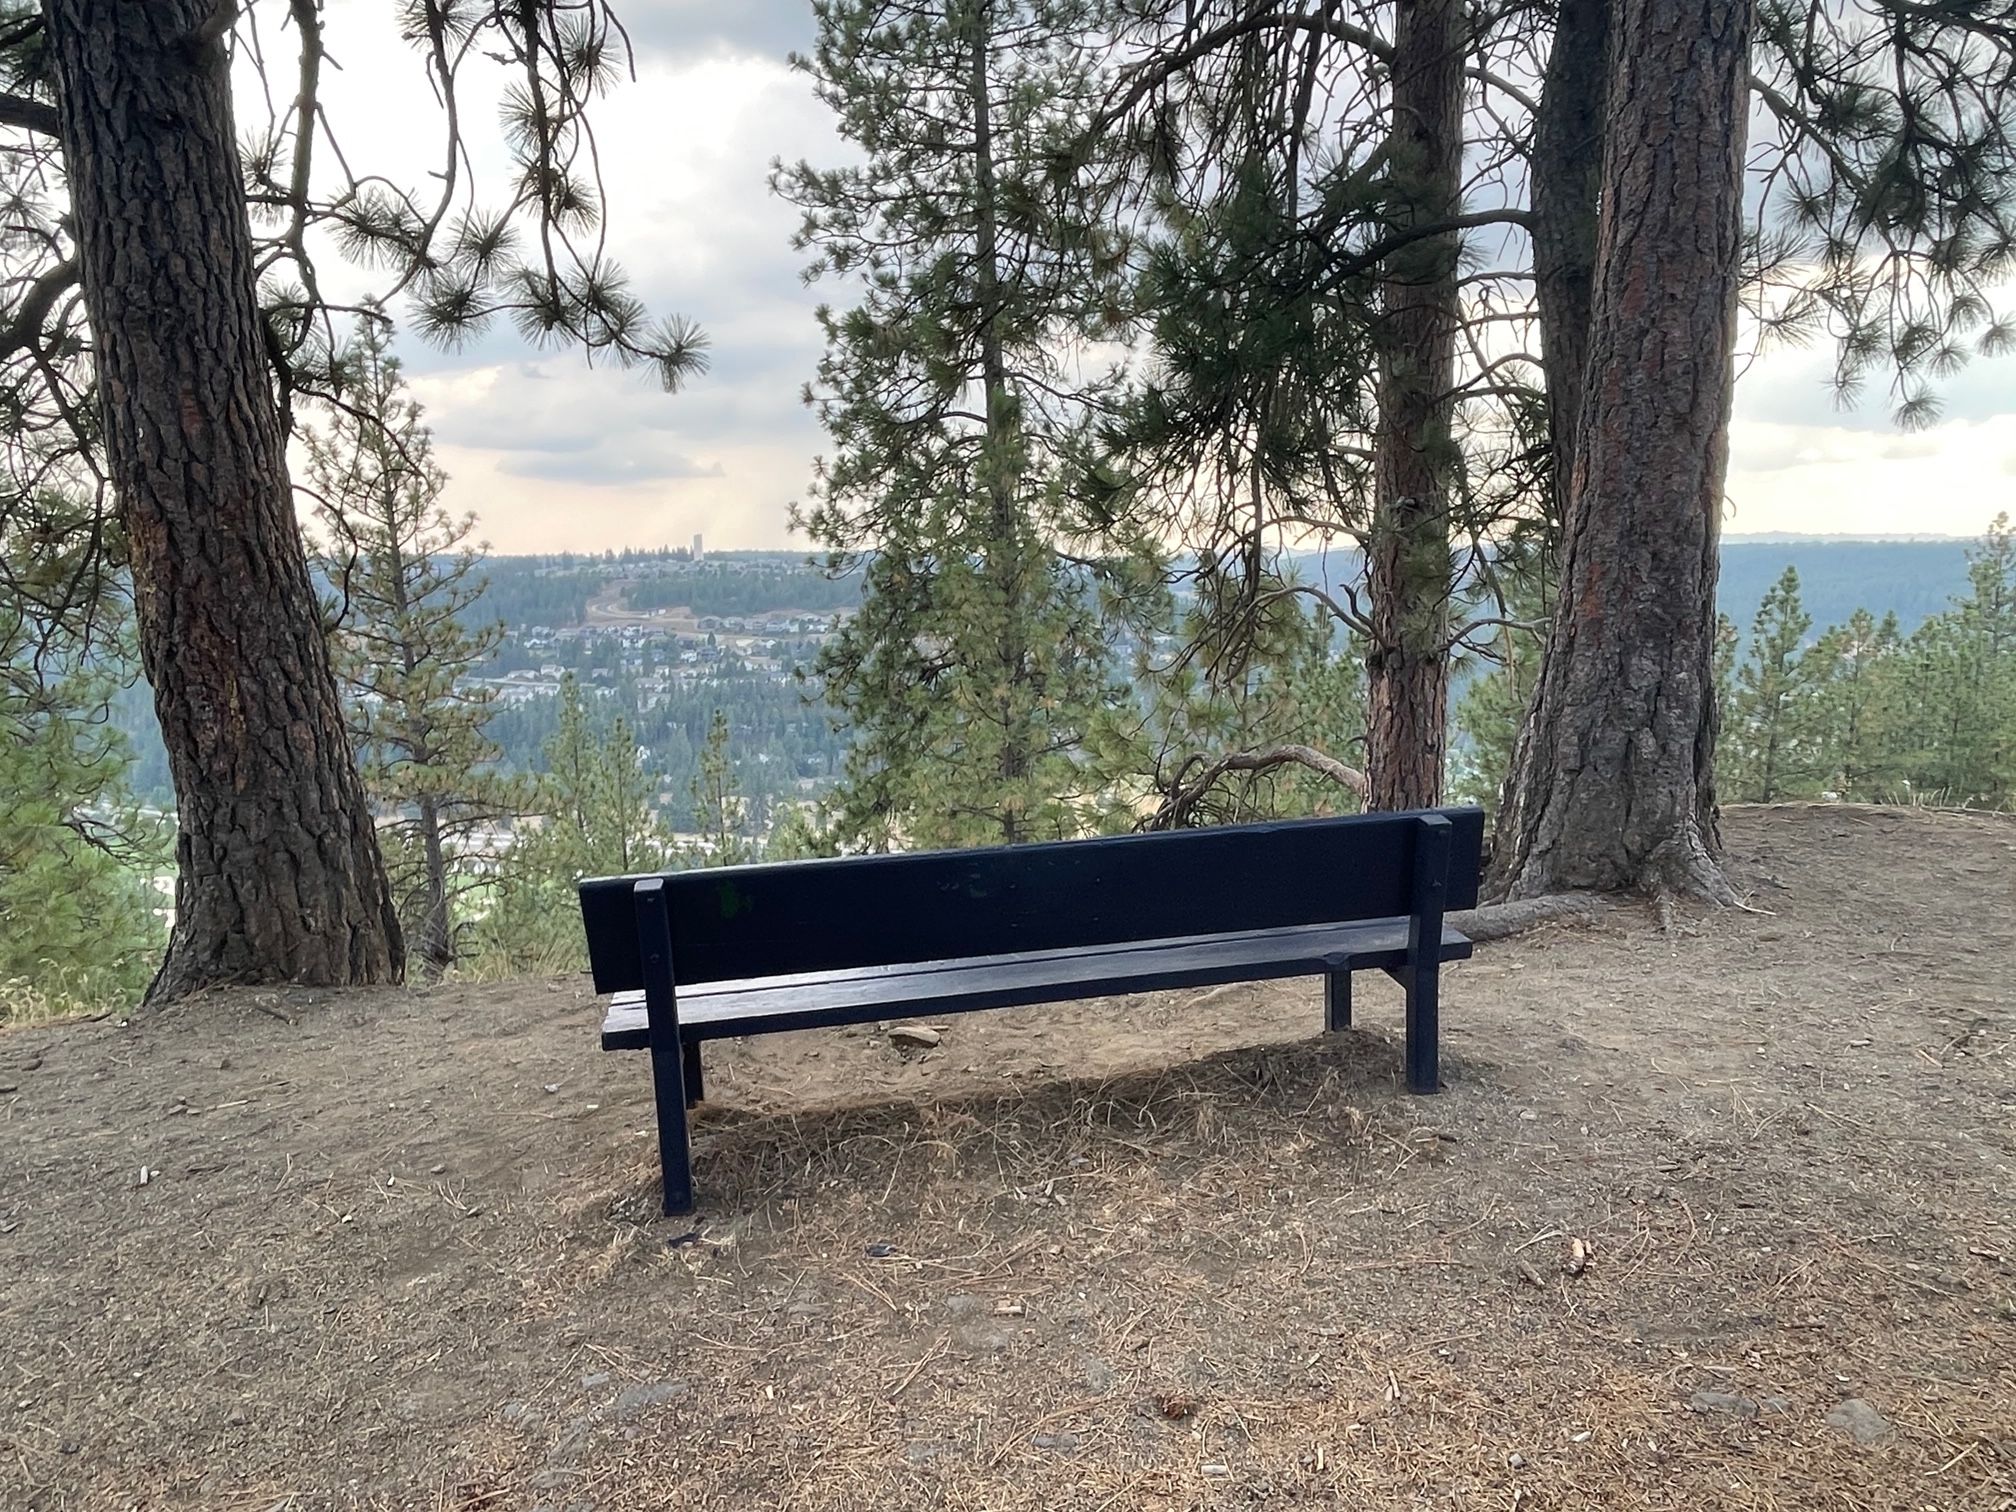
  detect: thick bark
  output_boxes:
[1491,0,1754,903]
[414,792,452,980]
[1365,0,1465,811]
[967,5,1032,844]
[1530,0,1610,526]
[43,2,402,997]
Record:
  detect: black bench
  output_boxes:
[578,806,1484,1214]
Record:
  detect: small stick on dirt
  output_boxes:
[845,1271,902,1314]
[984,1399,1101,1469]
[885,1342,948,1400]
[1929,1441,1980,1477]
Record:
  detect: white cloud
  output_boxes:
[1727,413,2016,538]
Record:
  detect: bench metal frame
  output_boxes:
[581,808,1483,1214]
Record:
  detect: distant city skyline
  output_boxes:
[306,2,2016,556]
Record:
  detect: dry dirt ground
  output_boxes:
[2,805,2012,1512]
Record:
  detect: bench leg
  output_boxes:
[683,1039,704,1107]
[649,1036,696,1215]
[1404,962,1440,1093]
[635,878,697,1216]
[1403,814,1451,1094]
[1325,971,1352,1032]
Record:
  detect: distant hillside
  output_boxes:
[459,538,1980,638]
[1278,537,1978,638]
[1717,538,1975,634]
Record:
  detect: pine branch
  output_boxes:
[0,91,59,136]
[1146,743,1370,831]
[0,256,81,361]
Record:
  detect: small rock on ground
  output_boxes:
[1825,1398,1893,1443]
[888,1024,942,1049]
[613,1382,689,1421]
[1690,1390,1759,1419]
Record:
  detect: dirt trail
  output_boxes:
[1,805,2011,1510]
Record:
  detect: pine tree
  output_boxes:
[1500,0,2016,894]
[1091,2,1534,815]
[1492,0,1754,902]
[1803,608,1903,800]
[306,315,526,980]
[1725,567,1817,802]
[0,592,164,1016]
[689,710,755,867]
[534,676,677,880]
[0,0,703,1000]
[776,0,1127,850]
[470,676,677,975]
[1362,0,1465,810]
[1906,515,2016,806]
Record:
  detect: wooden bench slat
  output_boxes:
[580,808,1486,991]
[600,917,1473,1051]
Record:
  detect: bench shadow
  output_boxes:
[610,1031,1496,1224]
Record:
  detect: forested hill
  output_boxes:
[1716,538,1975,635]
[102,537,1985,811]
[471,538,1980,632]
[1280,536,1978,637]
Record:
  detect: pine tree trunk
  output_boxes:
[377,484,453,979]
[1531,0,1610,527]
[415,793,452,980]
[966,4,1031,844]
[1491,0,1754,903]
[43,2,403,997]
[1365,0,1465,811]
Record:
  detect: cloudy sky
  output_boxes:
[288,1,2014,554]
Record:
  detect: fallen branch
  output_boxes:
[1145,744,1370,830]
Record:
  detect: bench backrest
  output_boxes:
[580,807,1483,993]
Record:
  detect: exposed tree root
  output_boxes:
[1448,891,1607,943]
[1640,815,1743,907]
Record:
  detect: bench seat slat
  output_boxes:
[601,917,1472,1051]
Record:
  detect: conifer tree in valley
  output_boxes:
[777,0,1129,849]
[470,675,677,975]
[306,316,526,980]
[1725,566,1817,803]
[689,709,755,867]
[1802,608,1903,801]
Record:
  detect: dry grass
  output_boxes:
[1,805,2012,1509]
[457,1035,2015,1510]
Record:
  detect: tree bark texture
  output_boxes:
[1365,0,1465,812]
[43,1,403,998]
[1530,0,1610,527]
[967,5,1033,844]
[414,792,452,980]
[1491,0,1754,903]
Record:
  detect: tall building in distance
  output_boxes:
[691,532,705,563]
